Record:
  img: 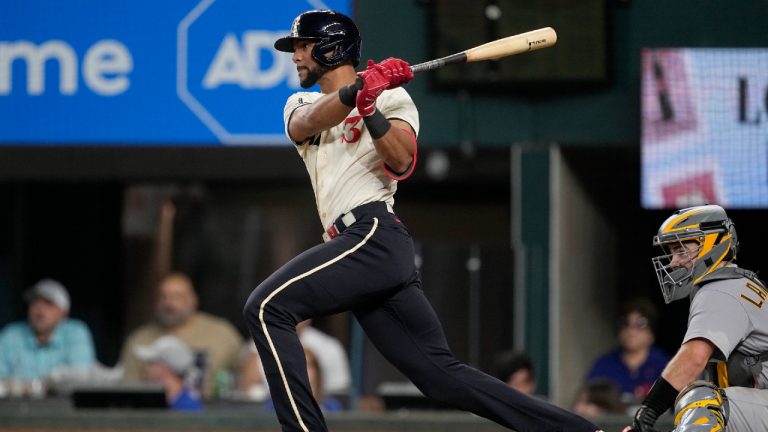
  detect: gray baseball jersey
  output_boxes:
[283,87,419,234]
[683,266,768,431]
[723,386,768,431]
[684,268,768,388]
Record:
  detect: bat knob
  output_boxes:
[352,76,364,91]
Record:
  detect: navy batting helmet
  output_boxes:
[274,10,362,68]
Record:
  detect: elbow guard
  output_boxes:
[673,380,728,431]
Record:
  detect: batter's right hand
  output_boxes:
[369,57,414,89]
[355,60,389,116]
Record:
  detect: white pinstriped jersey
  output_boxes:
[684,268,768,388]
[283,87,419,232]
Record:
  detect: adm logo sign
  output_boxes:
[178,0,347,145]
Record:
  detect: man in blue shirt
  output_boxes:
[0,279,96,391]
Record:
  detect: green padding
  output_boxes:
[519,149,550,395]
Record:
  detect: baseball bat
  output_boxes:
[411,27,557,73]
[353,27,556,89]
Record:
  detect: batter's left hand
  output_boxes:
[356,60,389,116]
[369,57,414,89]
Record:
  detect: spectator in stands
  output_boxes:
[585,298,670,404]
[240,319,350,400]
[260,347,342,413]
[135,335,202,411]
[304,347,343,412]
[572,378,626,418]
[119,272,243,399]
[492,349,537,395]
[0,279,96,395]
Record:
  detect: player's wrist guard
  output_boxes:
[338,83,357,108]
[363,109,391,139]
[633,377,678,431]
[644,377,678,415]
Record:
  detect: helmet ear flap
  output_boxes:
[690,238,734,285]
[312,38,342,66]
[311,35,361,67]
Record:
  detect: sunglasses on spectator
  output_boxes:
[619,316,650,330]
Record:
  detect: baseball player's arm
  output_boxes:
[356,58,416,175]
[629,338,715,432]
[660,337,715,390]
[288,91,355,143]
[372,120,416,174]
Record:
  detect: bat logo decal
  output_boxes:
[528,38,548,49]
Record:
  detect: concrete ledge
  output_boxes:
[0,400,674,432]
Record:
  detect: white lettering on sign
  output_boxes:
[0,39,132,96]
[0,40,77,95]
[83,40,133,96]
[202,31,299,89]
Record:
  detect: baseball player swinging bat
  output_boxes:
[354,27,557,88]
[263,12,603,432]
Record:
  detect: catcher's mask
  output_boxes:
[652,205,738,304]
[274,10,362,68]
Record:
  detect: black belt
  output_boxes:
[323,201,393,241]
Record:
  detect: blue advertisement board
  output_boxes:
[0,0,351,145]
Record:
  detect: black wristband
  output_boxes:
[338,83,357,108]
[643,377,678,414]
[363,109,391,139]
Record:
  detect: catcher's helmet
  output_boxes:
[274,10,362,68]
[652,205,738,304]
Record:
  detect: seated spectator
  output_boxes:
[240,319,350,400]
[304,347,343,412]
[294,319,350,395]
[119,272,243,399]
[0,279,96,395]
[135,335,202,411]
[584,298,670,404]
[263,347,342,413]
[492,349,537,395]
[572,378,626,418]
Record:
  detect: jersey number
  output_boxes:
[741,282,767,309]
[342,116,363,144]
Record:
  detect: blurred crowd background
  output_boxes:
[1,0,767,426]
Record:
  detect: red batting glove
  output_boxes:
[356,60,389,116]
[371,57,414,89]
